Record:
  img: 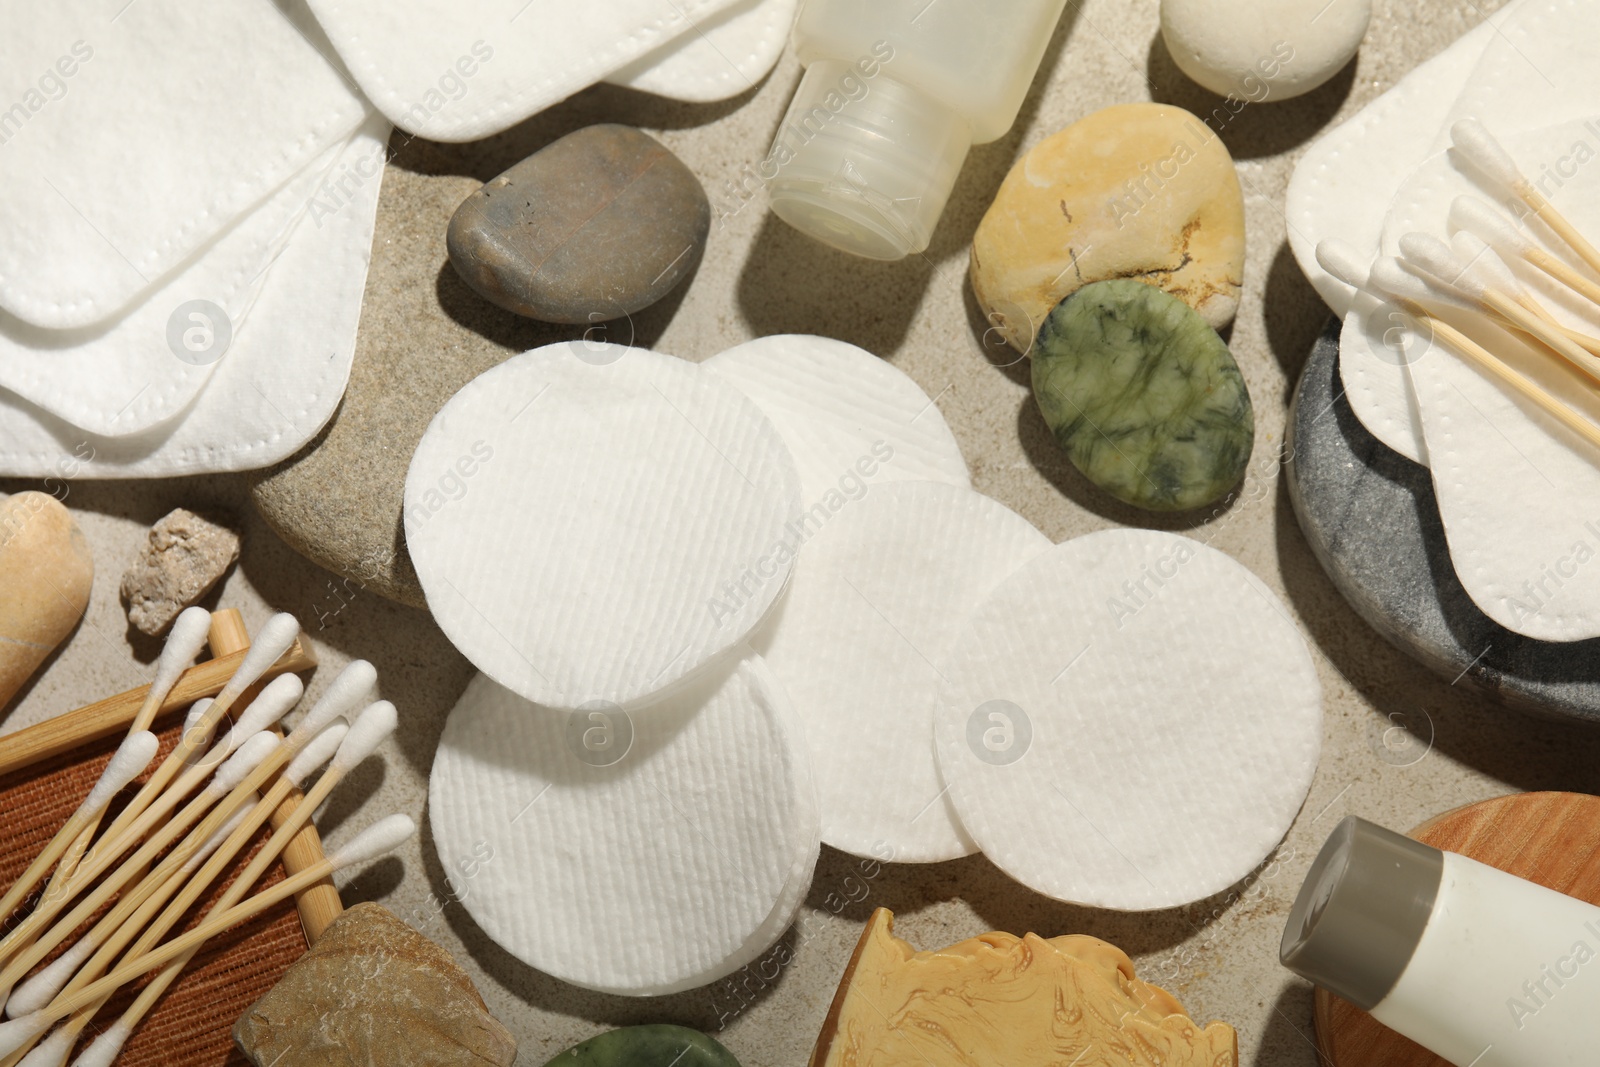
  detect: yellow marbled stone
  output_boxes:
[971,102,1246,354]
[809,908,1238,1067]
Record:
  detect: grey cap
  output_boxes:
[1279,816,1444,1010]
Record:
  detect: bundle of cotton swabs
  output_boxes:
[0,609,413,1067]
[1319,118,1600,452]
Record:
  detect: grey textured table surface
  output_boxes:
[9,2,1600,1065]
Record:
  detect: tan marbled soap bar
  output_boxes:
[0,492,93,709]
[810,908,1237,1067]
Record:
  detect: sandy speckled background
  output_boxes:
[9,1,1600,1064]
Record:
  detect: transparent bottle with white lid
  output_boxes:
[767,0,1070,260]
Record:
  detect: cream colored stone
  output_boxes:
[971,102,1246,353]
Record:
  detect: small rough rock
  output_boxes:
[543,1025,741,1067]
[448,123,711,324]
[234,902,517,1067]
[971,103,1245,354]
[119,508,239,636]
[1032,279,1254,512]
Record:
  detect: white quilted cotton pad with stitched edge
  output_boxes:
[934,529,1322,911]
[607,0,798,102]
[429,655,820,996]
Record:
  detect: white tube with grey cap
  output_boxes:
[1282,816,1600,1066]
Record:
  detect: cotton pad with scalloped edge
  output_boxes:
[934,528,1322,911]
[428,654,819,996]
[405,341,801,711]
[752,480,1050,863]
[702,335,969,509]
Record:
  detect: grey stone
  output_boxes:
[1287,317,1600,724]
[447,124,710,324]
[119,508,239,636]
[234,902,517,1067]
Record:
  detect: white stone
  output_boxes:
[1160,0,1372,101]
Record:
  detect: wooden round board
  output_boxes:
[1315,792,1600,1066]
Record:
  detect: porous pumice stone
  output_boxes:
[429,655,821,996]
[1160,0,1373,101]
[970,102,1245,353]
[702,335,971,505]
[934,528,1322,911]
[1032,279,1254,513]
[446,124,711,324]
[404,341,800,710]
[751,481,1051,863]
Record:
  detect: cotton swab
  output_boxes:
[1451,194,1600,308]
[1449,230,1600,357]
[1320,241,1600,454]
[1399,232,1600,381]
[19,815,416,1038]
[41,610,213,902]
[0,732,157,931]
[1452,119,1600,277]
[78,615,302,880]
[43,705,399,1055]
[9,1026,70,1067]
[0,735,279,1002]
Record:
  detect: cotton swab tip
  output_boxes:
[291,661,377,745]
[1451,230,1524,296]
[1451,118,1523,187]
[1315,240,1371,289]
[216,613,301,704]
[68,1022,128,1067]
[148,607,213,698]
[81,731,159,813]
[4,937,91,1019]
[1400,232,1487,298]
[232,672,305,739]
[332,702,397,773]
[213,732,279,793]
[330,814,416,869]
[1367,258,1435,306]
[0,1013,49,1058]
[15,1024,74,1067]
[286,723,349,787]
[1451,195,1534,256]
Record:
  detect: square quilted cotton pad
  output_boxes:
[404,342,802,711]
[935,528,1323,911]
[428,655,820,997]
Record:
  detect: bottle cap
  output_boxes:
[767,61,970,260]
[1280,816,1444,1010]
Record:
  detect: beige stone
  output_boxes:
[119,508,240,636]
[234,902,517,1067]
[0,492,92,709]
[971,102,1246,353]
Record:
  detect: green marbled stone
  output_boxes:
[1031,279,1254,512]
[542,1025,741,1067]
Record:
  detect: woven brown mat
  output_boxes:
[0,720,307,1067]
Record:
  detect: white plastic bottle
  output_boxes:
[1281,816,1600,1067]
[766,0,1070,260]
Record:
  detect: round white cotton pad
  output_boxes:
[934,528,1322,911]
[753,481,1050,863]
[407,341,801,711]
[429,655,819,996]
[702,335,969,507]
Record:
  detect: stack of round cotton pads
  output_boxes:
[753,480,1051,862]
[405,341,801,710]
[702,335,971,504]
[429,655,819,996]
[934,528,1323,911]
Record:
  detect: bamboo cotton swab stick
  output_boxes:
[1451,194,1600,308]
[1449,230,1600,358]
[42,610,214,901]
[1452,118,1600,277]
[0,733,157,932]
[1400,232,1600,382]
[0,815,416,1056]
